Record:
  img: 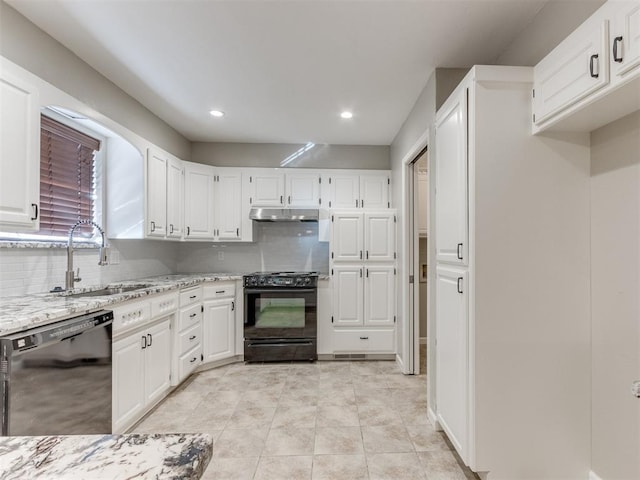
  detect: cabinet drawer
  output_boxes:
[178,322,202,356]
[179,304,202,331]
[178,344,202,381]
[333,328,395,353]
[203,282,236,299]
[180,286,202,307]
[150,291,179,320]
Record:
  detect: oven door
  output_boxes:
[244,288,317,340]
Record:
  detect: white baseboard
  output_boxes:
[589,471,603,480]
[419,336,427,345]
[395,354,406,373]
[428,406,442,430]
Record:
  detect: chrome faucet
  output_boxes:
[66,219,108,290]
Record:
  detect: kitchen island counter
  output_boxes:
[0,432,213,479]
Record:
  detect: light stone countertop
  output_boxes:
[0,433,213,479]
[0,273,243,336]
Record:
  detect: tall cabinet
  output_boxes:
[432,66,590,478]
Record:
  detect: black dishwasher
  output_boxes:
[0,310,113,436]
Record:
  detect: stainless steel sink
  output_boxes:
[62,284,153,298]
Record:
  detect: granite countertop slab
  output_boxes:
[0,433,213,480]
[0,273,243,336]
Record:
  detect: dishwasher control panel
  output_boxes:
[112,301,151,334]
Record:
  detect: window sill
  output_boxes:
[0,241,100,249]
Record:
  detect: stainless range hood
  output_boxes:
[249,208,319,222]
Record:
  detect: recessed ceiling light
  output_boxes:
[340,111,353,119]
[209,110,225,117]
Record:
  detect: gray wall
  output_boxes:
[0,2,191,160]
[177,222,329,274]
[192,142,390,169]
[495,0,605,66]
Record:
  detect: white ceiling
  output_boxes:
[8,0,554,145]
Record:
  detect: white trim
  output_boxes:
[395,353,406,373]
[428,406,441,430]
[588,471,603,480]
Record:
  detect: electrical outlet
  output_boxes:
[109,250,120,265]
[218,251,224,261]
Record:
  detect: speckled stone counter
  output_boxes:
[0,273,243,336]
[0,433,213,479]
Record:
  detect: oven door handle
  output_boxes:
[244,288,316,294]
[247,341,314,347]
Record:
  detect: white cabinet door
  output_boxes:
[184,162,215,239]
[286,172,320,207]
[252,171,285,207]
[332,265,364,326]
[364,212,395,262]
[329,173,360,209]
[146,149,167,237]
[143,319,172,407]
[533,20,609,125]
[435,266,469,462]
[612,2,640,78]
[203,299,235,362]
[166,157,184,238]
[0,71,40,232]
[214,169,242,240]
[435,89,468,266]
[112,333,145,433]
[331,212,364,262]
[364,265,395,327]
[360,174,389,209]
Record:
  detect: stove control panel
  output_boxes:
[243,273,317,288]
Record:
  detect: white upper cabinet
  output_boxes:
[325,171,391,209]
[360,173,390,209]
[363,265,395,326]
[612,2,640,78]
[364,212,396,262]
[0,70,40,232]
[214,168,242,240]
[435,88,468,266]
[330,173,360,209]
[331,212,364,262]
[166,157,184,239]
[533,19,609,125]
[251,171,285,207]
[184,161,215,240]
[532,1,640,132]
[146,148,168,237]
[286,172,321,207]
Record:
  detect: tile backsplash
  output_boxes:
[177,222,329,274]
[0,240,178,297]
[0,223,329,297]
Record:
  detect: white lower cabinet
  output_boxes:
[172,286,203,386]
[202,282,236,363]
[435,265,469,460]
[112,318,171,433]
[332,327,394,353]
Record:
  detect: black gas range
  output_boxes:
[243,271,318,362]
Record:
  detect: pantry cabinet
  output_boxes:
[0,69,40,232]
[331,211,395,262]
[184,161,215,240]
[432,66,590,476]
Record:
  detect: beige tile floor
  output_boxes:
[133,358,477,480]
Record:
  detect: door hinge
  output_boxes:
[331,252,334,259]
[409,275,414,284]
[394,252,396,259]
[331,215,334,222]
[329,201,332,207]
[201,305,204,313]
[394,268,397,275]
[387,178,390,185]
[329,177,332,184]
[532,89,535,98]
[319,198,321,205]
[393,315,396,323]
[394,215,396,223]
[319,177,321,184]
[331,316,334,323]
[250,176,253,183]
[331,268,334,275]
[388,202,390,208]
[250,197,253,204]
[533,113,536,123]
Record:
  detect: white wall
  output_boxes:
[192,142,389,169]
[590,110,640,480]
[0,1,190,160]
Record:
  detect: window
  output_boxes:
[38,115,101,239]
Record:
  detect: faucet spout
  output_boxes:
[66,220,107,290]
